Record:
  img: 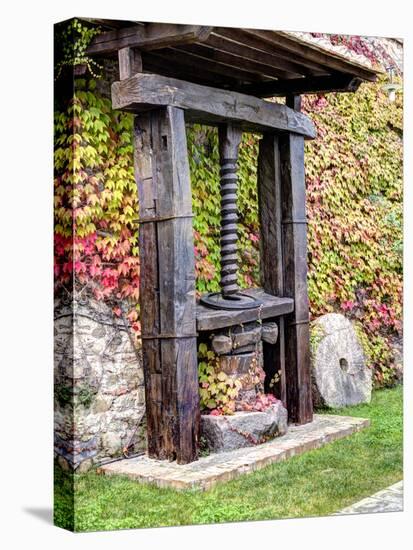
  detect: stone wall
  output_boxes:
[54,296,145,472]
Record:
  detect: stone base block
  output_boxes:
[201,402,288,452]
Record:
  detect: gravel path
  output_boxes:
[337,481,403,514]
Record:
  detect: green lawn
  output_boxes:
[55,386,403,532]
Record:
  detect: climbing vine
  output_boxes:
[310,33,397,69]
[54,78,141,332]
[198,343,243,414]
[197,342,277,415]
[302,80,403,387]
[54,18,103,79]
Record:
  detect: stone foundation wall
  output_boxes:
[54,296,145,472]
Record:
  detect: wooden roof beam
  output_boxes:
[142,52,247,89]
[150,47,266,83]
[111,73,317,138]
[175,43,298,80]
[204,32,307,77]
[243,29,378,82]
[87,23,213,55]
[216,28,330,75]
[245,74,364,98]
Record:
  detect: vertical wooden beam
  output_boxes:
[286,94,302,112]
[134,111,162,458]
[118,47,142,80]
[134,106,199,463]
[257,133,286,405]
[279,131,313,424]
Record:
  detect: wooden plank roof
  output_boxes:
[85,20,380,97]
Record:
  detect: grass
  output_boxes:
[54,386,403,532]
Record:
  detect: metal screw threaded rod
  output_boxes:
[220,157,239,296]
[199,124,263,310]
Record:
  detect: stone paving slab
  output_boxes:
[98,414,369,491]
[337,481,403,515]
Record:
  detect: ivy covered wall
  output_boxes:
[303,86,403,386]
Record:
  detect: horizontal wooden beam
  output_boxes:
[112,73,317,138]
[87,23,213,55]
[80,18,142,30]
[245,74,364,98]
[196,289,294,332]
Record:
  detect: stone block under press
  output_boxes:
[231,325,262,350]
[261,322,279,344]
[201,402,288,452]
[211,334,232,355]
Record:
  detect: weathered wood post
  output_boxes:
[258,95,313,424]
[279,128,312,424]
[116,48,199,463]
[134,106,199,464]
[257,133,287,406]
[131,102,200,463]
[280,94,312,424]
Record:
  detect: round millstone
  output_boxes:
[311,313,372,408]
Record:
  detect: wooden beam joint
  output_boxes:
[118,47,142,80]
[286,94,302,111]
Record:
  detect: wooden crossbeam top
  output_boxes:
[87,23,213,54]
[111,73,317,138]
[196,289,294,332]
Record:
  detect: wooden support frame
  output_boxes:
[116,70,316,462]
[241,29,378,82]
[134,106,199,464]
[87,23,378,90]
[112,73,316,138]
[174,42,301,80]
